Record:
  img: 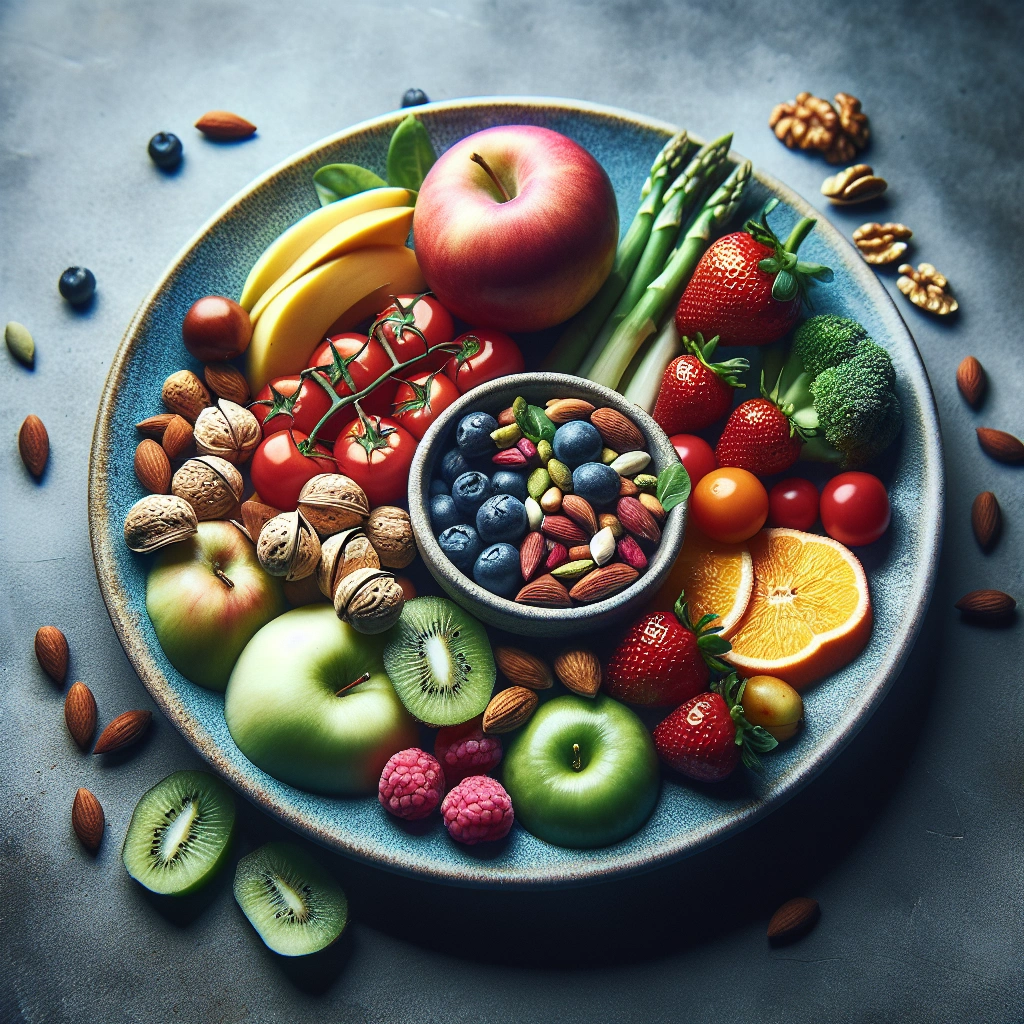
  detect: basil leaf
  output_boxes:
[514,402,556,444]
[656,463,691,512]
[313,163,387,206]
[386,115,437,191]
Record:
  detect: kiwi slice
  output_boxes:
[233,842,348,957]
[122,770,235,895]
[383,596,495,726]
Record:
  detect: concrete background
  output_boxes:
[2,0,1022,1020]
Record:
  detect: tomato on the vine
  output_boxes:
[307,332,397,418]
[391,371,460,441]
[669,434,716,487]
[335,414,416,507]
[444,328,525,394]
[768,477,820,531]
[251,373,348,441]
[689,467,769,544]
[250,429,336,512]
[820,472,890,547]
[372,294,455,373]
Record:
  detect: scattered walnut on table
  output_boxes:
[852,222,913,265]
[769,92,869,163]
[897,263,959,315]
[821,164,887,204]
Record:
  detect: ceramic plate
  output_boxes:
[89,97,943,887]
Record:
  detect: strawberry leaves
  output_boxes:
[713,673,779,770]
[683,333,750,388]
[745,199,833,306]
[673,594,732,673]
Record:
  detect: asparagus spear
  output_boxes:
[587,159,753,392]
[621,319,684,413]
[578,134,733,377]
[541,131,693,373]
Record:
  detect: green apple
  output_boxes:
[224,604,417,796]
[146,521,286,691]
[503,694,659,848]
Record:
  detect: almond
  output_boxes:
[482,686,539,734]
[618,476,640,498]
[64,682,98,749]
[976,427,1024,465]
[518,531,545,582]
[956,355,986,409]
[515,574,572,608]
[568,544,592,562]
[18,414,49,477]
[954,589,1016,626]
[599,513,624,539]
[162,370,210,423]
[544,542,569,572]
[93,710,152,754]
[195,110,257,140]
[971,491,1001,552]
[767,897,820,944]
[35,625,69,685]
[617,534,648,571]
[204,362,251,405]
[241,499,281,543]
[541,515,588,546]
[136,413,176,439]
[497,406,516,427]
[134,439,171,493]
[72,788,105,852]
[494,647,553,690]
[590,407,644,452]
[162,414,195,460]
[545,398,595,424]
[553,648,602,697]
[617,496,661,543]
[568,562,638,603]
[638,492,666,523]
[561,494,598,536]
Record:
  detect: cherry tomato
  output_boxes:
[669,434,716,487]
[250,429,336,512]
[820,471,890,547]
[444,329,525,394]
[252,373,351,441]
[768,477,820,531]
[391,371,460,441]
[335,415,415,507]
[689,467,769,544]
[373,294,455,373]
[308,332,397,418]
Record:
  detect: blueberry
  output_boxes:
[451,471,493,517]
[429,478,449,497]
[553,420,603,468]
[456,411,499,457]
[473,543,522,599]
[401,88,430,108]
[476,493,528,545]
[572,462,621,507]
[439,448,472,486]
[430,494,461,534]
[148,132,183,170]
[491,469,528,502]
[438,525,483,574]
[58,266,95,306]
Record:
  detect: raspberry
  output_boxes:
[433,716,503,784]
[441,775,514,845]
[378,748,445,821]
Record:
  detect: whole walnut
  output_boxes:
[364,506,416,569]
[769,91,868,164]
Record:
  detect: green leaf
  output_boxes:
[656,463,691,512]
[514,401,556,444]
[386,115,437,191]
[313,163,387,206]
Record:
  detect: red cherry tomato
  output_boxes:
[820,472,890,547]
[308,332,397,418]
[334,415,415,507]
[444,329,525,394]
[373,294,455,373]
[391,371,460,441]
[252,373,351,441]
[689,467,769,544]
[250,430,336,512]
[669,434,716,487]
[768,477,820,531]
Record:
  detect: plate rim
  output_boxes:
[88,95,945,888]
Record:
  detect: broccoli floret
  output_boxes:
[792,315,871,380]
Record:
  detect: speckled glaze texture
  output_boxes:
[88,98,943,888]
[409,372,685,636]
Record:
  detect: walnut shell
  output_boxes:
[193,399,261,464]
[171,455,244,520]
[363,505,416,569]
[333,567,405,634]
[316,528,381,599]
[161,369,210,423]
[297,473,369,537]
[123,494,198,553]
[256,510,321,581]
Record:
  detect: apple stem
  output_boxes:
[470,152,511,202]
[212,565,234,589]
[335,672,370,697]
[572,743,582,771]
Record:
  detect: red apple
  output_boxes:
[413,125,618,333]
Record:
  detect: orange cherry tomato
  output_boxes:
[689,467,769,543]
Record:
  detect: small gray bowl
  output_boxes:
[408,372,685,636]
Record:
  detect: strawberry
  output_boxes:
[605,596,731,708]
[652,334,749,435]
[674,199,833,347]
[715,397,802,477]
[652,674,778,782]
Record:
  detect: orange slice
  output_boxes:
[649,526,753,637]
[725,528,872,690]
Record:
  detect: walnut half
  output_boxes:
[769,92,869,164]
[897,263,959,315]
[852,222,912,265]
